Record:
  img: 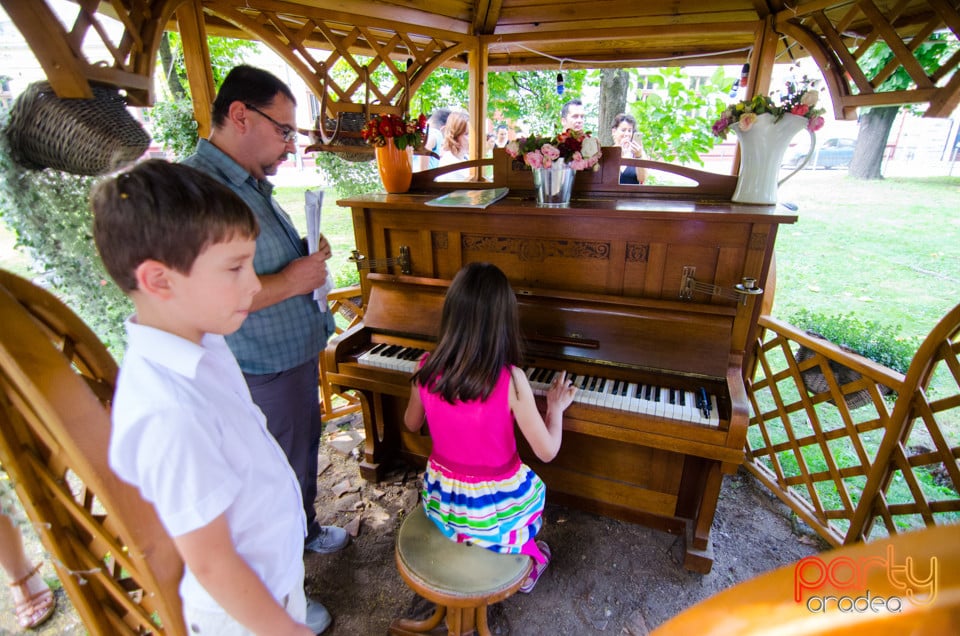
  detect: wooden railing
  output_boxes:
[319,285,364,421]
[744,306,960,546]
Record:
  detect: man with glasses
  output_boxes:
[183,65,343,634]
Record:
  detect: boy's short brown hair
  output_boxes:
[92,160,259,292]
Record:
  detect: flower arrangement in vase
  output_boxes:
[711,75,826,139]
[712,75,827,204]
[504,128,601,206]
[361,112,428,150]
[362,112,428,193]
[504,128,602,171]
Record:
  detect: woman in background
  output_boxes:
[437,111,470,181]
[611,113,646,185]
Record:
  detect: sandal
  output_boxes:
[519,540,551,594]
[9,562,56,630]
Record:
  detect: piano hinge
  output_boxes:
[350,246,411,275]
[680,266,762,305]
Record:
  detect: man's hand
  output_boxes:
[281,250,330,297]
[250,235,332,311]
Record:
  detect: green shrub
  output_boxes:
[0,107,131,356]
[788,308,919,374]
[147,99,199,159]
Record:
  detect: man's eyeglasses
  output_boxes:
[244,103,298,143]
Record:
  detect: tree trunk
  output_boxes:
[598,69,629,145]
[848,106,899,180]
[159,33,186,100]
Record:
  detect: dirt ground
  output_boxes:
[1,410,826,635]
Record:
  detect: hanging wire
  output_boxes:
[511,42,754,66]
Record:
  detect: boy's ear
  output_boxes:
[134,260,175,299]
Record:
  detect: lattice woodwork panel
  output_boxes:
[205,1,470,119]
[856,320,960,540]
[320,286,364,422]
[746,316,903,545]
[745,308,960,548]
[777,0,960,118]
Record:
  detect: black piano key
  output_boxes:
[669,388,677,404]
[644,384,653,400]
[678,390,686,406]
[653,386,661,402]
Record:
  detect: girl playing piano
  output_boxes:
[403,262,576,593]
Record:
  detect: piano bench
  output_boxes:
[390,505,532,636]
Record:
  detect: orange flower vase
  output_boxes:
[375,143,414,193]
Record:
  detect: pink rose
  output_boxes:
[524,151,542,168]
[541,144,561,161]
[807,116,825,132]
[505,140,520,158]
[738,112,758,132]
[791,104,810,117]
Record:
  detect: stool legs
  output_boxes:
[388,602,492,636]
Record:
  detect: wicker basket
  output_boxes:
[5,81,150,176]
[795,333,893,410]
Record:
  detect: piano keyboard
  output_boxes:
[356,343,720,425]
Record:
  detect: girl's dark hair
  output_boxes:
[412,262,523,403]
[92,160,259,292]
[211,65,297,127]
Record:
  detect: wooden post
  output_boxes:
[176,0,215,139]
[468,38,487,180]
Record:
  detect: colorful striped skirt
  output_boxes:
[421,455,548,563]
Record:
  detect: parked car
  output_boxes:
[782,137,856,169]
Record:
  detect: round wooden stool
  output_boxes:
[390,505,533,636]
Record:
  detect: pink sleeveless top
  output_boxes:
[418,366,518,477]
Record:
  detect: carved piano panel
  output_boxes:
[331,170,796,573]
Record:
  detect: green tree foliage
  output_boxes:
[149,34,259,158]
[631,67,733,165]
[487,70,587,134]
[849,32,958,179]
[0,107,131,355]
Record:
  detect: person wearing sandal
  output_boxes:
[0,511,56,630]
[403,263,577,594]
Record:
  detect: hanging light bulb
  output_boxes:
[556,72,565,95]
[740,62,750,87]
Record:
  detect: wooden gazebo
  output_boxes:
[2,2,960,634]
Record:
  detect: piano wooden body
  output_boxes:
[327,149,797,572]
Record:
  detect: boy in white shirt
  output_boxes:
[92,160,322,635]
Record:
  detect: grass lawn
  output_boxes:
[774,171,960,341]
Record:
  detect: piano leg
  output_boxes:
[352,389,400,481]
[683,462,723,574]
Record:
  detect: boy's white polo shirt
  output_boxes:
[110,318,307,611]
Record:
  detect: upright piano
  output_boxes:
[326,149,797,572]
